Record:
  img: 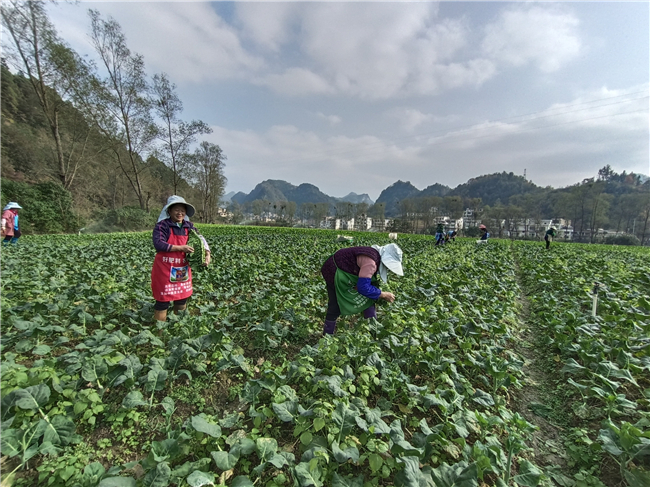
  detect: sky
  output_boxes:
[45,1,649,201]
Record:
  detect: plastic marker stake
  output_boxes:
[592,282,600,318]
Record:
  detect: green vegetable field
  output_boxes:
[1,228,648,487]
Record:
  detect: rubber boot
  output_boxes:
[363,306,377,319]
[323,319,337,335]
[10,237,18,245]
[173,304,187,314]
[154,309,167,322]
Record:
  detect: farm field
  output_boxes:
[1,227,648,487]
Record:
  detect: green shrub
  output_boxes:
[84,206,156,233]
[464,226,481,237]
[604,234,640,246]
[0,178,82,233]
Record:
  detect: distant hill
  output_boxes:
[337,192,374,205]
[420,183,451,198]
[226,171,648,219]
[375,180,422,216]
[231,192,248,205]
[449,172,540,206]
[246,180,294,203]
[220,191,236,203]
[233,180,335,206]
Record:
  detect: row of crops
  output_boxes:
[513,242,650,486]
[1,227,648,487]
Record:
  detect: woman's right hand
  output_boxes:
[380,291,395,303]
[174,244,194,253]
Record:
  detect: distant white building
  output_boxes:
[462,208,482,229]
[448,217,463,231]
[371,218,391,231]
[503,218,574,240]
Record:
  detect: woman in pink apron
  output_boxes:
[152,195,211,322]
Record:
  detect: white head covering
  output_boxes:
[157,195,196,222]
[3,202,22,211]
[371,243,404,283]
[2,201,23,211]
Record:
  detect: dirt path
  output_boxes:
[510,249,572,478]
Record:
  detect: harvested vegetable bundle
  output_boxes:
[186,229,207,269]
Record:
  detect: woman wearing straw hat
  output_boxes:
[320,243,404,335]
[2,202,23,246]
[151,195,211,322]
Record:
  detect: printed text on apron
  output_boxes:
[151,225,193,302]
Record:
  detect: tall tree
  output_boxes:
[443,195,464,219]
[188,141,227,223]
[1,0,91,189]
[585,182,611,243]
[84,9,156,210]
[151,73,212,194]
[597,164,616,182]
[368,202,385,221]
[314,203,330,226]
[285,201,297,223]
[354,202,369,219]
[637,188,650,246]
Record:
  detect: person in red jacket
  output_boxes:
[2,202,22,245]
[151,196,211,322]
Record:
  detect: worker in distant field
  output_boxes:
[1,202,22,246]
[434,223,445,246]
[544,227,557,249]
[478,224,490,242]
[320,244,403,335]
[445,230,457,243]
[151,195,211,322]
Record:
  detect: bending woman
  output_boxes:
[320,243,403,335]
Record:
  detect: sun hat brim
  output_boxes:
[158,195,196,222]
[3,202,22,211]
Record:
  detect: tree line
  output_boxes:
[386,168,650,244]
[227,169,650,245]
[1,0,226,224]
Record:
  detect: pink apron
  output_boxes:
[151,226,193,302]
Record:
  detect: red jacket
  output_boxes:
[1,209,17,237]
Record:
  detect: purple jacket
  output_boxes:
[321,246,381,283]
[153,218,210,253]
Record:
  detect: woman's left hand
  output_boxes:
[204,252,211,266]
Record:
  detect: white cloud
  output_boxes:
[49,2,264,84]
[256,67,334,96]
[49,2,582,98]
[297,3,483,98]
[482,5,581,73]
[213,85,648,196]
[387,108,433,132]
[234,2,298,53]
[232,2,498,98]
[207,124,422,198]
[41,2,647,196]
[316,112,342,126]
